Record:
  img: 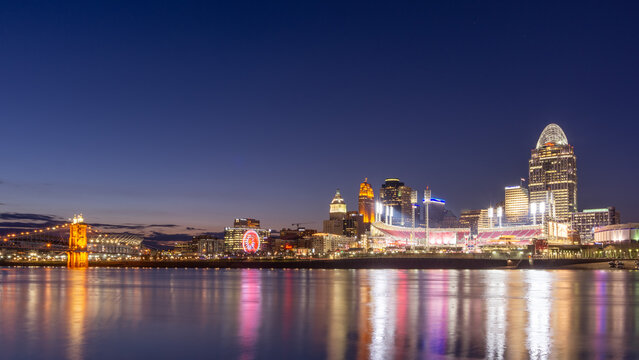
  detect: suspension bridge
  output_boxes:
[0,215,143,268]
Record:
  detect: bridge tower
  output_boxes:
[67,214,88,268]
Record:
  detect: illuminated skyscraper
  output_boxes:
[380,178,413,226]
[329,189,347,220]
[358,178,375,224]
[528,124,577,221]
[324,189,347,235]
[505,185,529,224]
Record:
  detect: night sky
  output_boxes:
[1,1,638,237]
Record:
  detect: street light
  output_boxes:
[497,206,503,228]
[488,207,494,228]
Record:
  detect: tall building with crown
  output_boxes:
[528,124,577,221]
[324,189,347,235]
[323,189,365,238]
[358,178,375,226]
[329,189,347,220]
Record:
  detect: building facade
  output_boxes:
[344,211,365,238]
[460,209,482,234]
[358,178,375,225]
[478,208,496,229]
[193,235,225,257]
[224,218,270,253]
[571,207,620,243]
[594,223,639,243]
[528,124,577,221]
[323,190,365,238]
[380,178,413,227]
[505,185,529,224]
[311,233,355,254]
[329,189,347,220]
[323,189,347,235]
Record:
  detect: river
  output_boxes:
[0,267,637,359]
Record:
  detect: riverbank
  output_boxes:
[0,257,620,269]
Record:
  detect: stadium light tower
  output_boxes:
[488,207,494,228]
[424,187,432,250]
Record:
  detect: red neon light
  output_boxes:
[242,230,261,253]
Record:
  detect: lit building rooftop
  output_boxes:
[536,123,569,149]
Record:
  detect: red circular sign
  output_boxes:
[242,230,261,253]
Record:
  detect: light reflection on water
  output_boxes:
[1,268,639,359]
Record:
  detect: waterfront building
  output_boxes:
[528,124,577,221]
[358,179,375,225]
[505,185,529,224]
[571,207,620,243]
[224,219,270,253]
[311,233,355,254]
[173,241,197,257]
[594,223,639,243]
[192,235,225,257]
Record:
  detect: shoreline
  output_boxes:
[0,257,624,270]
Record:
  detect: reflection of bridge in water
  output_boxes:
[0,215,143,268]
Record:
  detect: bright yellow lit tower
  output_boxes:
[67,214,89,268]
[358,178,375,225]
[529,124,577,221]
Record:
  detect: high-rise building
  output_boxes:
[505,185,529,224]
[478,208,494,229]
[380,179,403,206]
[324,189,347,235]
[571,207,620,243]
[460,209,482,234]
[528,124,577,221]
[323,190,365,238]
[344,211,365,238]
[399,185,414,226]
[380,178,413,226]
[358,178,375,225]
[329,189,347,220]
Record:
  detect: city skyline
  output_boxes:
[0,121,634,238]
[1,2,639,237]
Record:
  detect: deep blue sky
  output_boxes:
[1,1,638,234]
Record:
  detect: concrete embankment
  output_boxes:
[0,257,617,270]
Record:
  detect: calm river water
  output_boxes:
[0,267,638,359]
